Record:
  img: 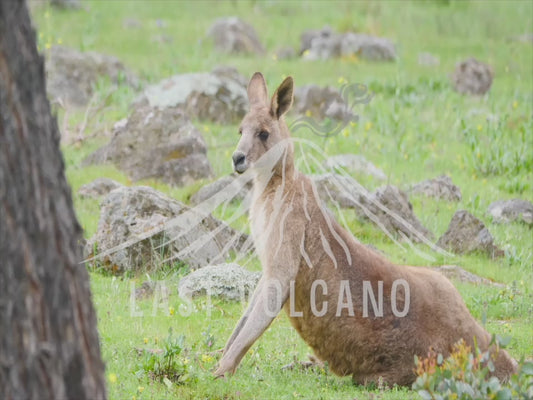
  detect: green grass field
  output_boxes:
[31,1,532,398]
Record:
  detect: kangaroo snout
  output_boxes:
[232,151,247,173]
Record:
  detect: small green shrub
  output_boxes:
[136,328,195,386]
[413,337,533,399]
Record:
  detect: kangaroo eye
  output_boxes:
[238,128,243,135]
[259,130,269,141]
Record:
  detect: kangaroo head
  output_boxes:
[232,72,294,176]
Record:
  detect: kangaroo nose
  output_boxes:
[232,151,247,173]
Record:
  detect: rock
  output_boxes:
[46,46,138,107]
[437,210,503,258]
[509,33,533,44]
[293,85,354,121]
[50,0,81,9]
[134,281,155,299]
[410,175,462,202]
[274,46,296,60]
[190,174,252,206]
[359,185,433,242]
[178,263,260,301]
[123,18,142,29]
[418,52,440,67]
[311,173,365,209]
[78,178,122,199]
[206,17,265,55]
[340,33,396,62]
[300,26,396,61]
[134,66,247,124]
[451,58,493,96]
[324,154,386,180]
[83,106,212,186]
[86,186,250,275]
[432,265,504,287]
[488,199,533,225]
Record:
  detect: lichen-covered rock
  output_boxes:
[451,58,493,95]
[410,175,462,202]
[46,46,138,107]
[86,186,250,274]
[437,210,503,258]
[83,106,212,186]
[178,263,260,301]
[78,178,122,199]
[134,66,248,124]
[293,85,354,121]
[324,154,386,180]
[488,199,533,225]
[311,173,365,209]
[300,27,396,61]
[359,185,434,242]
[190,174,252,206]
[206,17,265,55]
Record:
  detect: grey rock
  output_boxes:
[451,58,493,96]
[410,175,462,202]
[78,178,122,199]
[311,173,365,209]
[432,265,504,287]
[437,210,504,258]
[46,46,138,107]
[50,0,81,9]
[83,106,212,186]
[418,52,440,67]
[509,33,533,44]
[134,66,247,124]
[324,154,386,180]
[293,85,354,121]
[359,185,434,242]
[206,17,265,55]
[274,46,296,60]
[300,27,396,61]
[178,263,260,301]
[86,186,250,275]
[190,174,252,206]
[488,199,533,225]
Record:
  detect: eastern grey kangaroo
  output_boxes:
[214,72,517,385]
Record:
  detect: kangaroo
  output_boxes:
[213,72,517,385]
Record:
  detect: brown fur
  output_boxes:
[214,72,517,385]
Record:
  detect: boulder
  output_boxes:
[190,174,252,206]
[46,46,138,107]
[300,27,396,61]
[359,185,433,242]
[293,85,354,121]
[206,17,265,55]
[418,52,440,67]
[83,106,212,186]
[432,265,504,287]
[451,58,493,96]
[410,175,462,202]
[274,46,297,60]
[437,210,503,258]
[134,66,247,124]
[86,186,250,274]
[78,178,122,199]
[311,173,365,209]
[50,0,81,9]
[324,154,386,180]
[178,263,260,301]
[488,199,533,225]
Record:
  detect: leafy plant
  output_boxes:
[136,328,195,385]
[413,337,533,399]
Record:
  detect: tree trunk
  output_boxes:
[0,1,107,399]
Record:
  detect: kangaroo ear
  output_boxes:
[271,76,293,119]
[247,72,268,107]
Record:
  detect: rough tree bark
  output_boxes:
[0,1,106,399]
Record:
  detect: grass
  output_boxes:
[30,0,533,399]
